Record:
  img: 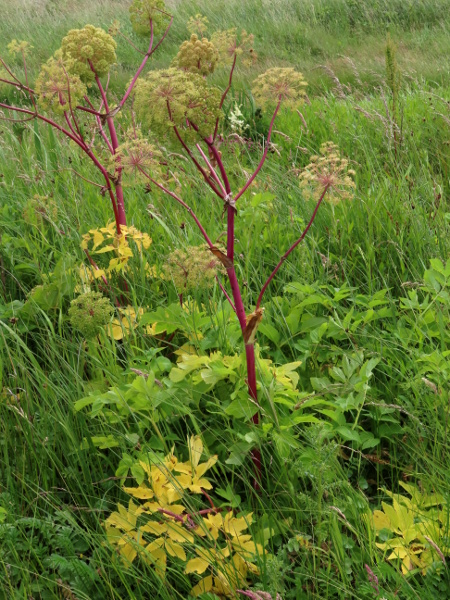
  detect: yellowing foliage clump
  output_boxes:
[373,481,449,575]
[104,436,266,597]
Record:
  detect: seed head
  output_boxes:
[69,291,114,339]
[298,142,356,203]
[134,68,222,141]
[35,55,86,114]
[114,130,162,184]
[129,0,168,36]
[252,67,307,109]
[61,25,117,81]
[211,28,256,67]
[172,34,219,76]
[165,246,225,292]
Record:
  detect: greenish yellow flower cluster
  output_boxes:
[134,68,222,141]
[61,25,117,81]
[165,246,225,293]
[186,14,209,37]
[172,34,218,76]
[211,28,256,67]
[298,142,356,203]
[129,0,168,36]
[7,39,32,57]
[252,67,307,109]
[114,130,162,184]
[35,55,87,114]
[69,291,114,339]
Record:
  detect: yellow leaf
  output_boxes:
[189,435,204,469]
[120,541,138,565]
[195,456,218,478]
[93,269,106,280]
[191,575,213,597]
[94,244,116,254]
[146,537,165,555]
[123,484,154,499]
[166,521,194,543]
[141,521,167,536]
[165,539,186,561]
[91,230,104,249]
[109,321,124,340]
[223,512,252,537]
[373,509,391,530]
[185,556,210,575]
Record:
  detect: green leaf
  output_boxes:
[336,427,361,444]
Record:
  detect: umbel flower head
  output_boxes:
[129,0,168,36]
[298,141,356,204]
[61,25,117,81]
[7,39,32,57]
[165,246,225,293]
[211,28,256,67]
[69,291,114,339]
[172,34,219,76]
[35,54,87,114]
[252,67,307,109]
[113,129,162,185]
[186,13,209,37]
[134,68,223,141]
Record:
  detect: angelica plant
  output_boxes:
[129,23,355,488]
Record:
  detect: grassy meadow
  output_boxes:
[0,0,449,598]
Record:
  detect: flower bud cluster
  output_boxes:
[35,55,87,114]
[252,67,307,109]
[298,142,356,203]
[134,68,222,141]
[61,25,117,81]
[69,291,114,339]
[172,34,218,76]
[165,246,225,292]
[129,0,168,36]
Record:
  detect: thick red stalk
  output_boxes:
[91,64,126,226]
[256,184,330,309]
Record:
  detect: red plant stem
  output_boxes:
[233,99,282,203]
[213,53,237,141]
[119,19,154,108]
[83,249,109,287]
[0,102,122,233]
[64,112,82,142]
[83,95,114,153]
[201,488,215,509]
[195,143,226,196]
[256,184,330,309]
[216,276,236,314]
[167,105,224,199]
[145,174,215,248]
[0,58,32,90]
[91,63,126,226]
